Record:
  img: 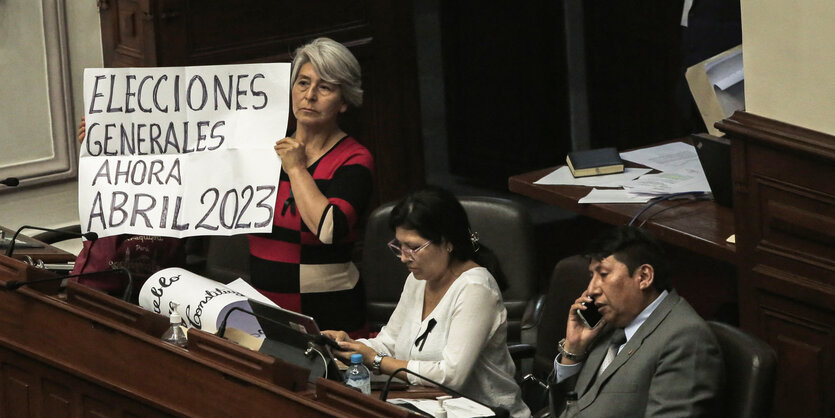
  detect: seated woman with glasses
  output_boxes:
[322,186,530,418]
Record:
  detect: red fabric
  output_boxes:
[71,234,185,298]
[248,234,300,263]
[247,136,373,333]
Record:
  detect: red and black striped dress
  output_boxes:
[248,136,373,335]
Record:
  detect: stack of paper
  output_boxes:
[388,397,494,418]
[620,142,711,196]
[535,142,711,204]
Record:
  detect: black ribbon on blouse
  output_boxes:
[281,189,296,216]
[414,318,437,352]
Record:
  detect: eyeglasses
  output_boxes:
[387,239,432,260]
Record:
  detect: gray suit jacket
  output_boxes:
[561,290,723,417]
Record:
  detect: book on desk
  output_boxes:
[566,147,625,177]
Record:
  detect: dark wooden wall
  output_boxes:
[583,1,686,150]
[439,1,693,189]
[440,1,571,188]
[99,1,736,198]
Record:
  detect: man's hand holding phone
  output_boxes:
[560,292,607,365]
[577,297,603,329]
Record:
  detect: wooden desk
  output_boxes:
[0,255,422,417]
[508,147,739,322]
[508,165,736,264]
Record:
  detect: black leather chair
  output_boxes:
[708,321,777,418]
[360,201,408,332]
[362,196,540,345]
[184,235,250,284]
[518,255,590,379]
[511,255,589,414]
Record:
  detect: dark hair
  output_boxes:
[585,226,671,291]
[388,186,508,291]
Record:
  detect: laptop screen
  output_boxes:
[246,299,343,381]
[248,298,322,337]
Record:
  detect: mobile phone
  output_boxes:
[577,299,602,329]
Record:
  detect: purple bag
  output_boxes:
[71,234,185,298]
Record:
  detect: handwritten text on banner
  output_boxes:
[80,63,289,238]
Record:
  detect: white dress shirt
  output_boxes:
[358,267,530,418]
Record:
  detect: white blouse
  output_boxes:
[358,267,530,418]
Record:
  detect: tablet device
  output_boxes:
[247,299,343,381]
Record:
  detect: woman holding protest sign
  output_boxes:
[247,38,374,337]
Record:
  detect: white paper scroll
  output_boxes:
[138,267,273,336]
[79,63,290,238]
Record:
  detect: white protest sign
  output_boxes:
[138,267,266,336]
[79,63,289,238]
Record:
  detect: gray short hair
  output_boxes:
[290,37,363,108]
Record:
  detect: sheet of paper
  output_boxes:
[388,397,494,418]
[705,48,744,91]
[226,278,278,307]
[620,142,711,194]
[578,188,653,204]
[534,166,651,187]
[79,63,290,239]
[623,171,711,195]
[620,142,701,173]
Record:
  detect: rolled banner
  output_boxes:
[138,267,263,336]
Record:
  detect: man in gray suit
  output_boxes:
[554,226,723,417]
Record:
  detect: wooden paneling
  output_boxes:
[0,347,171,417]
[99,0,153,67]
[718,111,835,418]
[759,292,832,418]
[0,254,425,417]
[1,363,34,417]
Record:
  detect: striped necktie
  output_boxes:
[597,328,626,377]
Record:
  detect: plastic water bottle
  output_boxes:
[161,303,188,348]
[344,353,371,394]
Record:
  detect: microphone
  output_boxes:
[5,225,98,257]
[380,367,510,418]
[2,267,133,302]
[1,177,20,187]
[216,306,341,350]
